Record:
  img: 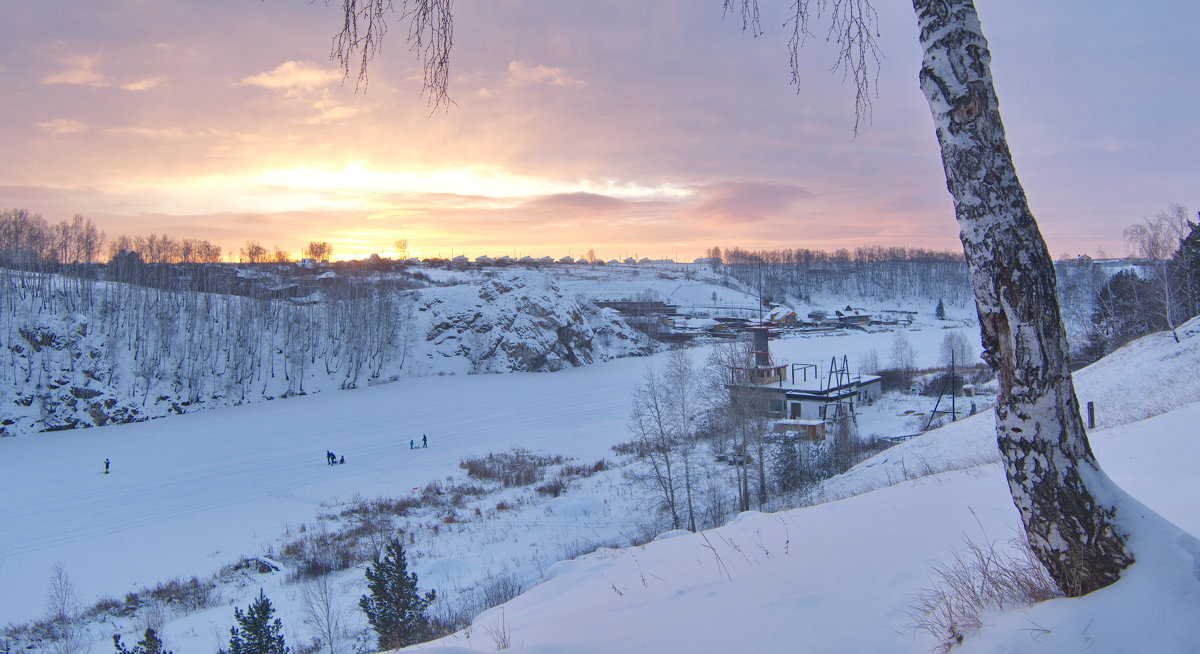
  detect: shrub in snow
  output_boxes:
[911,536,1061,650]
[459,448,564,487]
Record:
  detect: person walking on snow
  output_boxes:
[422,434,428,448]
[104,458,110,474]
[409,439,414,450]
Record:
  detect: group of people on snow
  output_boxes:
[325,450,344,465]
[410,434,428,449]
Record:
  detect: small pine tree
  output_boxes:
[113,629,172,654]
[935,299,947,320]
[360,538,436,650]
[228,591,289,654]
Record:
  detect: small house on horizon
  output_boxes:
[766,304,800,329]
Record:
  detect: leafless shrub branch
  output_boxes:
[484,608,511,650]
[46,563,77,625]
[302,574,345,654]
[459,449,564,487]
[911,535,1062,651]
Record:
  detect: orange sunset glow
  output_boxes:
[3,2,1197,261]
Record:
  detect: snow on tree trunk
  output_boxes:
[911,0,1132,595]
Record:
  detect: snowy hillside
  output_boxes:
[403,321,1200,653]
[811,315,1200,506]
[1,261,979,438]
[0,268,654,436]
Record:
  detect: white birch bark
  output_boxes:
[912,0,1131,594]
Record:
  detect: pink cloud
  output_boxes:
[683,182,814,224]
[239,61,341,90]
[506,61,585,88]
[41,54,107,86]
[520,192,626,215]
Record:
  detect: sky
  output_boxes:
[2,1,1197,262]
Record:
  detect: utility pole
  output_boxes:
[925,351,959,431]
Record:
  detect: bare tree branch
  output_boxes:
[334,1,879,124]
[724,1,881,135]
[722,0,763,36]
[331,0,455,109]
[816,0,882,135]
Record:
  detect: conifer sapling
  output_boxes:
[228,590,289,654]
[359,538,435,649]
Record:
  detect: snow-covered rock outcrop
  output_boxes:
[417,271,652,374]
[0,269,653,436]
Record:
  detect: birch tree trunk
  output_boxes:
[912,0,1132,595]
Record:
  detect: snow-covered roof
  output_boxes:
[767,305,798,320]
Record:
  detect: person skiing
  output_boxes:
[104,458,110,474]
[422,434,428,448]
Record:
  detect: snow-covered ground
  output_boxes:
[0,315,970,636]
[399,330,1200,653]
[6,268,1195,653]
[411,400,1200,653]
